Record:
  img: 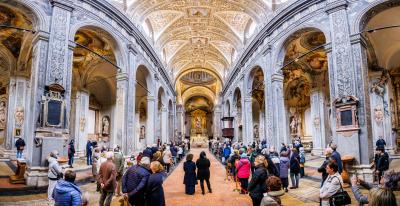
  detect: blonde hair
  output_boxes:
[150,161,164,173]
[368,188,396,206]
[153,151,162,158]
[255,155,268,168]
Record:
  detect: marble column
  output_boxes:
[113,73,128,151]
[326,1,374,180]
[161,106,168,143]
[146,96,156,145]
[271,73,288,148]
[232,108,238,142]
[369,72,396,154]
[72,90,89,157]
[126,46,137,154]
[310,88,327,155]
[5,77,30,158]
[213,105,222,139]
[244,96,253,145]
[176,104,184,141]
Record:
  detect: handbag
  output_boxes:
[329,176,351,206]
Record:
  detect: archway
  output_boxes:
[168,99,174,143]
[184,95,213,146]
[248,66,265,143]
[281,28,331,154]
[361,5,400,153]
[69,26,118,154]
[157,87,167,144]
[233,88,242,142]
[0,3,35,156]
[135,65,153,150]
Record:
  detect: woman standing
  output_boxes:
[319,160,343,206]
[248,155,269,206]
[183,154,197,195]
[147,161,167,206]
[92,147,100,183]
[236,153,251,194]
[289,148,300,189]
[196,151,212,195]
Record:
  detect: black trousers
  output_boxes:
[199,178,211,193]
[239,178,248,193]
[250,196,262,206]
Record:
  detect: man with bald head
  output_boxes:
[98,151,116,206]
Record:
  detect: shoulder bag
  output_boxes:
[329,176,351,206]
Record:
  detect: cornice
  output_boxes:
[80,0,175,96]
[222,0,326,95]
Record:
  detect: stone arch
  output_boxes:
[273,25,331,73]
[224,100,231,117]
[181,86,216,106]
[69,22,127,72]
[136,65,154,96]
[351,0,397,34]
[246,66,265,95]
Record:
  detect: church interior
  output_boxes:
[0,0,399,205]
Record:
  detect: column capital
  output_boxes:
[244,96,253,102]
[147,96,155,101]
[117,72,129,81]
[271,73,284,82]
[325,0,348,14]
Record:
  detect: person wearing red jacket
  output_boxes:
[236,153,251,194]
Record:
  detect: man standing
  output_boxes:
[98,151,116,206]
[374,146,389,183]
[122,157,151,206]
[15,137,25,159]
[86,140,93,165]
[330,143,343,174]
[47,150,63,201]
[113,146,124,196]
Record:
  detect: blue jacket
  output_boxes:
[170,146,178,157]
[86,142,92,155]
[223,147,231,157]
[53,180,82,206]
[279,157,290,178]
[331,151,343,173]
[146,172,167,206]
[143,148,153,158]
[122,165,151,198]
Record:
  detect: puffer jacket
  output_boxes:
[53,180,82,206]
[236,158,251,179]
[320,172,343,206]
[48,157,62,180]
[248,165,269,199]
[122,165,151,197]
[279,157,290,178]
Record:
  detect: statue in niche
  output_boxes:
[313,117,320,129]
[374,105,384,124]
[102,116,110,135]
[0,101,6,129]
[79,117,86,131]
[370,70,388,96]
[390,99,397,128]
[140,125,145,139]
[290,115,299,134]
[14,106,24,127]
[253,124,259,139]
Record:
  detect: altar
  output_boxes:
[190,109,208,147]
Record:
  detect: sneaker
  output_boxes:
[285,188,288,192]
[289,186,296,189]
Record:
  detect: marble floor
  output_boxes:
[0,150,399,206]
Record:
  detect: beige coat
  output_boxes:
[320,172,343,206]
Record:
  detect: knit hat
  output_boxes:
[241,153,247,158]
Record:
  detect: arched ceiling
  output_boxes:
[115,0,287,78]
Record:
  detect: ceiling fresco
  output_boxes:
[108,0,289,78]
[283,30,328,108]
[185,96,213,113]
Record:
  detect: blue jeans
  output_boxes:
[16,150,23,158]
[290,172,300,188]
[68,155,74,167]
[87,154,92,165]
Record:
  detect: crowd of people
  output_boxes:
[47,140,190,206]
[44,136,400,206]
[209,138,399,206]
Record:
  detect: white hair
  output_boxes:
[106,151,114,159]
[141,156,150,165]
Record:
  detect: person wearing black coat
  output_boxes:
[289,148,300,189]
[122,157,151,206]
[147,161,167,206]
[248,155,269,206]
[68,140,75,168]
[196,151,212,195]
[183,154,197,195]
[15,137,25,159]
